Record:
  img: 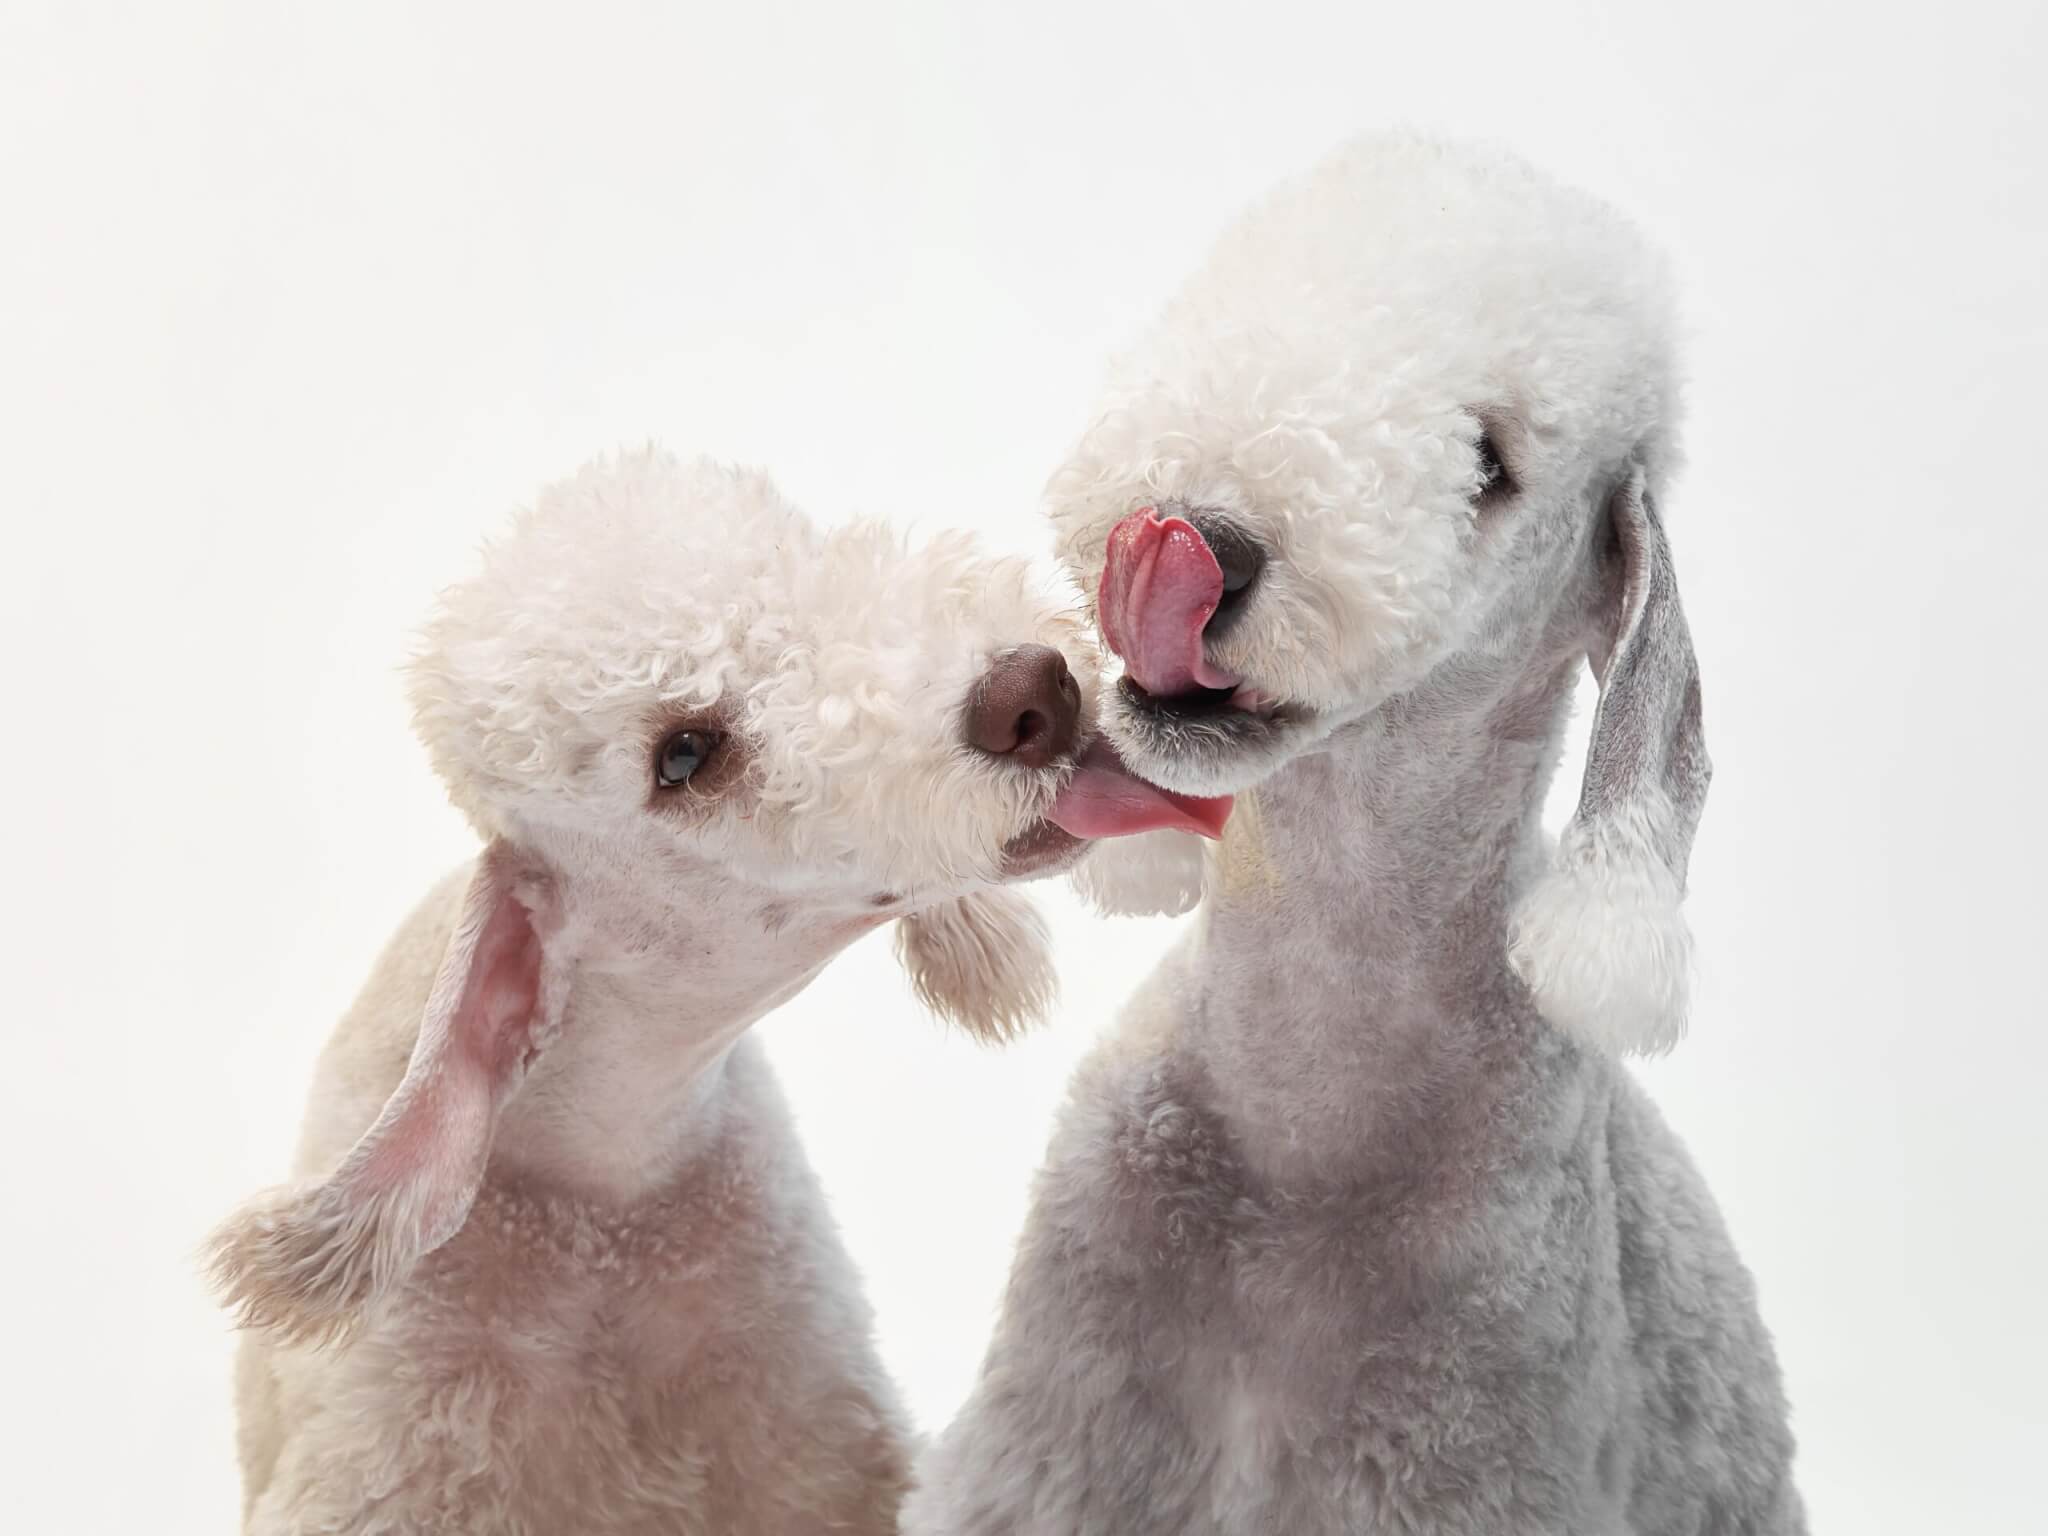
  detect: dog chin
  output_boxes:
[997,820,1090,881]
[1106,680,1315,798]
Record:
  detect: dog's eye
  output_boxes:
[1474,431,1506,495]
[655,729,720,788]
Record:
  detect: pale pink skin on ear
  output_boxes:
[356,863,545,1220]
[208,844,561,1345]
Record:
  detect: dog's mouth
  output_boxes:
[1117,674,1294,727]
[998,817,1089,878]
[1097,506,1307,759]
[999,737,1234,878]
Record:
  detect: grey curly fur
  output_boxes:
[909,133,1803,1534]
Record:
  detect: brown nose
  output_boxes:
[966,644,1081,770]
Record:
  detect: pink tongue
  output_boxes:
[1048,739,1233,841]
[1099,508,1240,695]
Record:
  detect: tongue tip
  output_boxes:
[1183,794,1234,840]
[1155,784,1234,841]
[1047,745,1237,844]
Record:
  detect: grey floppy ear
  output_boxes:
[895,888,1056,1044]
[1509,465,1711,1055]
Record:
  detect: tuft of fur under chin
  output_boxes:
[895,889,1057,1045]
[1067,830,1209,918]
[1507,808,1694,1057]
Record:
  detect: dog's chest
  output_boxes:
[409,1182,738,1375]
[1146,1176,1629,1532]
[274,1183,808,1530]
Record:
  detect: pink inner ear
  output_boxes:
[205,853,560,1343]
[354,862,549,1246]
[459,885,547,1078]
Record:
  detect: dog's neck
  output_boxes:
[487,873,888,1207]
[1186,645,1584,1185]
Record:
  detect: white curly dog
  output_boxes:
[207,451,1229,1535]
[908,136,1804,1533]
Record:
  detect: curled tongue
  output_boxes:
[1099,508,1241,696]
[1048,739,1233,841]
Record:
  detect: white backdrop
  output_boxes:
[5,3,2044,1531]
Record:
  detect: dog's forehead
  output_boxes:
[1116,138,1675,461]
[777,522,1055,650]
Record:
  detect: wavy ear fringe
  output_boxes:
[205,1166,447,1349]
[896,889,1056,1044]
[1067,829,1209,918]
[1510,466,1708,1058]
[206,843,569,1345]
[1509,801,1693,1057]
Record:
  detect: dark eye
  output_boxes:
[655,729,720,788]
[1474,431,1506,496]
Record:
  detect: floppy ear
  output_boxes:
[1067,828,1210,917]
[207,842,576,1345]
[895,888,1056,1045]
[1509,466,1711,1056]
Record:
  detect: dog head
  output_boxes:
[1050,135,1706,1054]
[208,449,1228,1345]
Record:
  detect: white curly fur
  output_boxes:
[210,450,1120,1535]
[1046,136,1679,744]
[1509,795,1695,1056]
[412,451,1095,893]
[911,134,1801,1535]
[895,888,1057,1043]
[1066,825,1211,917]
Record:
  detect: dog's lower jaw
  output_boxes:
[1106,679,1317,800]
[997,819,1088,880]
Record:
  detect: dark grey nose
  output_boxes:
[966,644,1081,770]
[1187,510,1265,636]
